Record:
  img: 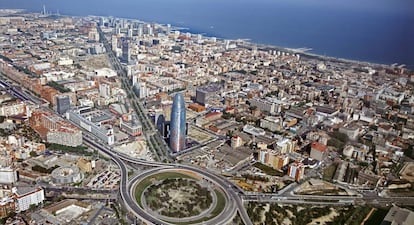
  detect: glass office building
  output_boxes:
[169,93,186,152]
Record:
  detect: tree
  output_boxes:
[226,130,234,138]
[222,112,233,120]
[331,131,349,143]
[404,145,414,159]
[29,203,37,211]
[30,151,38,157]
[249,105,257,111]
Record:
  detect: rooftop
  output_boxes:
[311,142,327,152]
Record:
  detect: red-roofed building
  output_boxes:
[225,107,235,114]
[29,110,82,147]
[188,103,205,112]
[310,142,327,161]
[208,125,220,133]
[204,112,222,121]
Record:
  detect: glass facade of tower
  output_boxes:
[56,95,71,115]
[169,93,186,152]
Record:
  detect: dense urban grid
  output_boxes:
[0,9,413,225]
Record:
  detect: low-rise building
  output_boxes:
[275,138,295,154]
[188,103,205,112]
[339,124,362,141]
[51,166,83,185]
[46,127,83,147]
[243,124,265,136]
[249,97,280,115]
[381,206,414,225]
[77,157,94,173]
[257,149,289,170]
[66,107,115,145]
[231,136,243,148]
[310,142,327,161]
[204,112,222,122]
[0,167,18,184]
[0,197,15,219]
[260,116,282,132]
[120,115,142,136]
[29,110,83,147]
[0,100,26,117]
[13,187,44,212]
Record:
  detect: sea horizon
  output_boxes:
[1,0,413,69]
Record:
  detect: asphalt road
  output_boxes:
[84,134,253,225]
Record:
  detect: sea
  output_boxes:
[1,0,413,69]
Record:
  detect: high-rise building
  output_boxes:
[122,40,131,63]
[166,24,171,34]
[138,24,143,37]
[56,95,71,115]
[275,138,296,154]
[147,24,153,36]
[111,35,118,51]
[288,162,305,182]
[132,74,138,86]
[156,114,167,137]
[134,82,148,99]
[169,93,186,152]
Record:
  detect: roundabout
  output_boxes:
[130,169,232,224]
[84,134,252,225]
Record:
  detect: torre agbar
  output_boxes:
[169,93,186,152]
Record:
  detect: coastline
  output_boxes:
[6,9,411,71]
[147,19,410,70]
[221,38,396,71]
[165,27,398,70]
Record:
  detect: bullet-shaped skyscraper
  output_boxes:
[169,93,186,152]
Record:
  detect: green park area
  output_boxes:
[134,171,227,224]
[174,190,226,225]
[246,202,377,225]
[134,172,194,207]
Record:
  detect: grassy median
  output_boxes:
[134,172,195,208]
[173,189,226,225]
